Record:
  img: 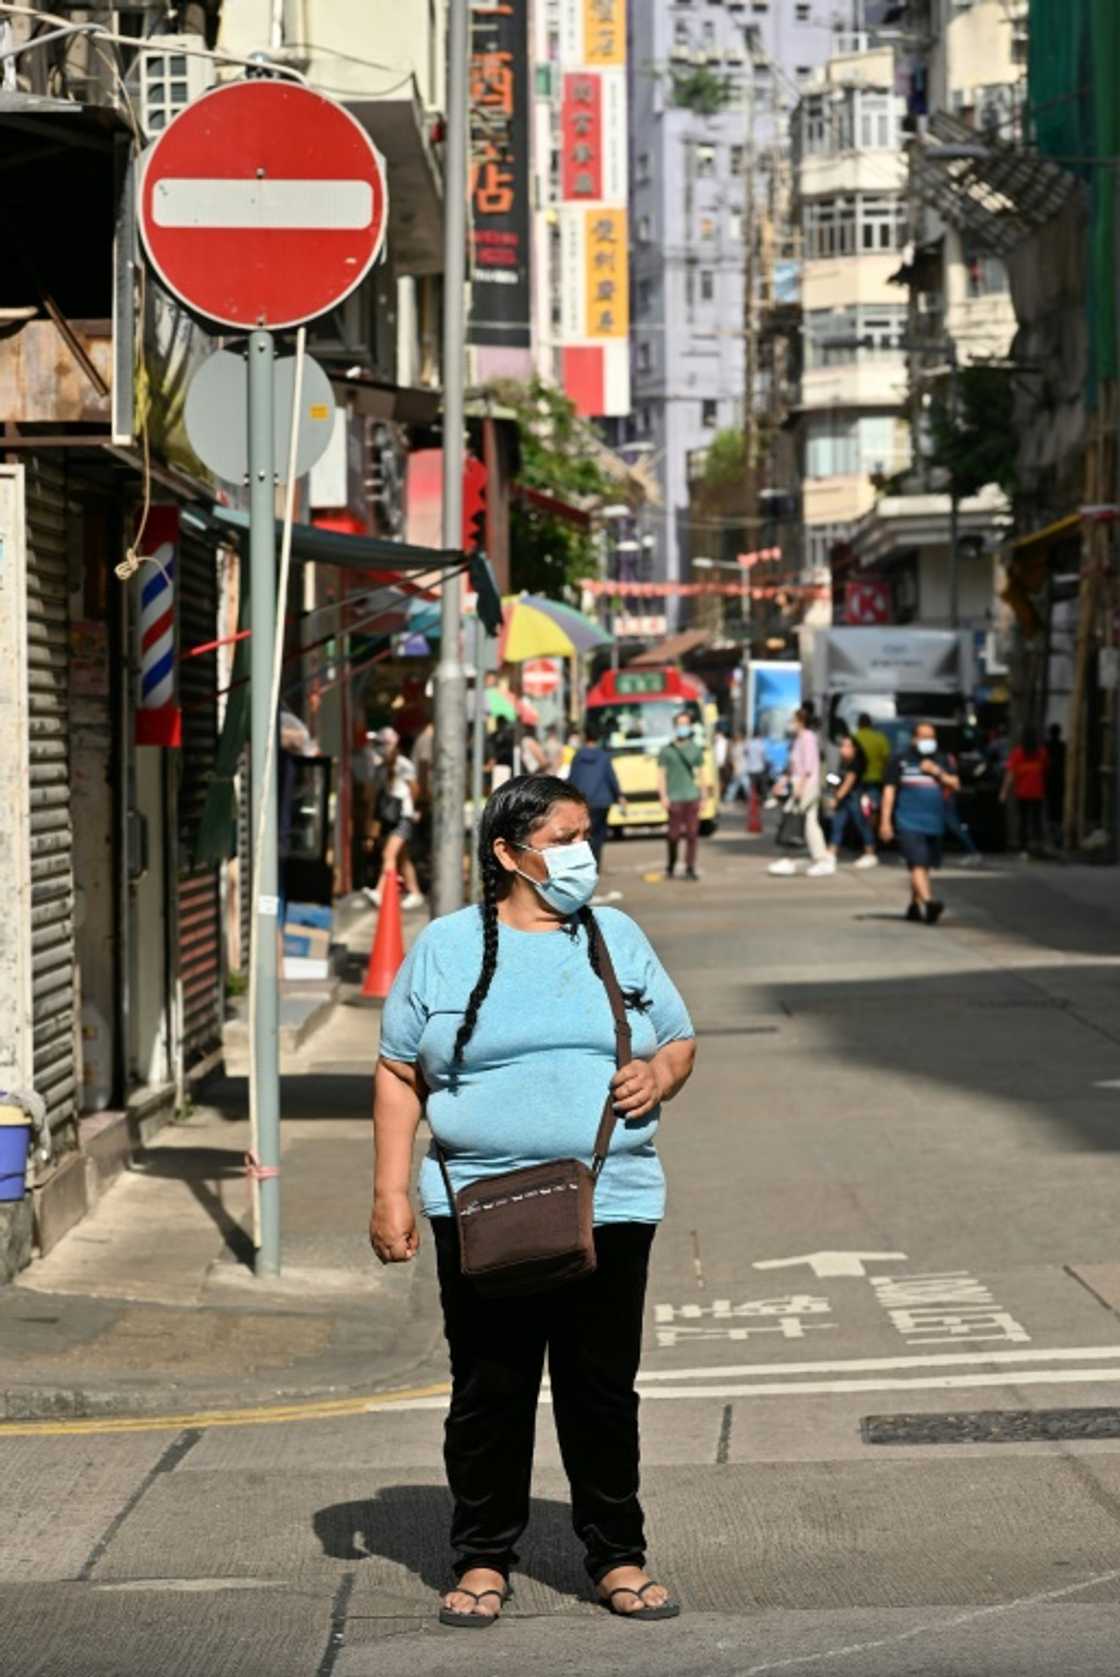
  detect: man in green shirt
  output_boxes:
[854,711,891,822]
[658,709,709,880]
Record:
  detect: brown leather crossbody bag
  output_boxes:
[433,914,632,1299]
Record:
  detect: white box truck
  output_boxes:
[804,627,976,747]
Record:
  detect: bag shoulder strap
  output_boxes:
[587,913,632,1178]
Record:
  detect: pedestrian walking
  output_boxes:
[1045,721,1066,847]
[567,722,627,862]
[367,727,425,911]
[1000,726,1049,857]
[825,733,877,869]
[880,721,960,924]
[853,711,891,822]
[723,730,747,803]
[768,707,831,878]
[657,709,710,881]
[370,775,696,1627]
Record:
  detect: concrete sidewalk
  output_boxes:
[2,828,1118,1422]
[0,905,440,1422]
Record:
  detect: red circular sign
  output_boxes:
[521,658,561,697]
[139,80,387,331]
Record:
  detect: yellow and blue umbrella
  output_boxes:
[499,593,613,662]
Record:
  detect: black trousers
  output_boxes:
[432,1217,655,1584]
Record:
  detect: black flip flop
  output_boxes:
[602,1581,681,1622]
[438,1585,511,1629]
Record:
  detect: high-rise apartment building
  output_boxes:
[625,1,833,624]
[791,31,911,600]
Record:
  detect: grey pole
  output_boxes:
[431,0,470,917]
[469,615,487,900]
[248,329,281,1276]
[948,342,960,630]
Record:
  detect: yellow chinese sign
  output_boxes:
[583,0,624,65]
[584,207,628,337]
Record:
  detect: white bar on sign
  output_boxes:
[152,178,373,230]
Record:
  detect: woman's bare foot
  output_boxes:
[442,1566,508,1620]
[597,1563,671,1613]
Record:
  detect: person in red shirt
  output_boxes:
[1000,726,1049,857]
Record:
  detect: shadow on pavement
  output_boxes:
[200,1072,373,1121]
[313,1486,588,1598]
[131,1145,255,1266]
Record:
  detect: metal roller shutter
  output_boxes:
[177,524,223,1070]
[24,455,76,1142]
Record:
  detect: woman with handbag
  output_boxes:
[370,775,696,1628]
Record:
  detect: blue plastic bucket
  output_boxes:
[0,1116,31,1202]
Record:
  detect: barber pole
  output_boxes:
[135,505,182,748]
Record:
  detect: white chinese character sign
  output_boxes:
[558,0,630,417]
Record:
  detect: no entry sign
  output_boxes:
[139,79,387,330]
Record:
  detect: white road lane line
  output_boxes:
[367,1365,1120,1413]
[741,1569,1120,1676]
[637,1345,1120,1382]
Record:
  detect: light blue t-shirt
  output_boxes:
[379,906,693,1225]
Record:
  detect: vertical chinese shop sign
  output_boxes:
[468,1,531,352]
[558,0,630,418]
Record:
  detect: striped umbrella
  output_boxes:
[499,593,613,662]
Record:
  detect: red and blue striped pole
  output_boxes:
[135,505,182,748]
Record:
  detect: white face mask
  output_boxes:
[915,738,937,756]
[513,840,598,915]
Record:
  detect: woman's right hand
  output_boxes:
[370,1191,420,1264]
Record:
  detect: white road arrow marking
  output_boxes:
[753,1251,909,1279]
[152,178,373,230]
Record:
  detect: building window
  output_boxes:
[728,209,743,241]
[963,242,1008,297]
[805,305,906,366]
[796,65,811,81]
[673,19,690,46]
[696,143,716,178]
[702,18,716,45]
[699,215,716,239]
[685,268,695,310]
[636,150,651,184]
[805,415,903,479]
[860,194,905,251]
[638,341,653,374]
[700,269,715,302]
[701,399,719,428]
[637,277,654,315]
[638,215,652,243]
[796,1,811,18]
[730,143,745,175]
[803,193,905,259]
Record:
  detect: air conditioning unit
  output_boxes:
[724,45,745,64]
[139,34,215,134]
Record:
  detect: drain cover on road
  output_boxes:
[862,1408,1120,1445]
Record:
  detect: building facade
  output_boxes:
[625,0,832,625]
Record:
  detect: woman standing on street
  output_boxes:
[1001,726,1049,857]
[370,776,696,1627]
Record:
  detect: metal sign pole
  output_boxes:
[248,328,281,1276]
[470,615,488,900]
[431,0,469,917]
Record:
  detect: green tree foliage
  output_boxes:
[928,366,1018,498]
[670,66,735,115]
[702,427,748,490]
[490,377,612,599]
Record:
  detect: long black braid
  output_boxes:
[450,775,649,1082]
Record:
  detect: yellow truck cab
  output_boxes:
[584,665,720,833]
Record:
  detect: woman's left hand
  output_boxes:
[611,1058,664,1120]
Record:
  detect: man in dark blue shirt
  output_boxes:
[566,723,626,861]
[881,721,960,925]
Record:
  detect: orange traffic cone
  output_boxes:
[747,784,763,834]
[361,869,405,1000]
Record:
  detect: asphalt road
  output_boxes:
[6,829,1120,1675]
